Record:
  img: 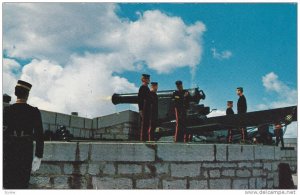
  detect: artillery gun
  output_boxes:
[112,88,297,143]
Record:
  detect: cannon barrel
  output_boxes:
[112,87,205,105]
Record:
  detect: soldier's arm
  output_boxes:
[34,108,44,158]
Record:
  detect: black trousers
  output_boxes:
[3,137,33,189]
[148,118,157,141]
[276,132,284,148]
[174,108,187,142]
[140,109,151,141]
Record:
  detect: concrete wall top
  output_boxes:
[96,110,139,129]
[39,142,283,163]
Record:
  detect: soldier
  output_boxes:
[236,87,247,143]
[138,74,151,141]
[3,80,44,189]
[274,123,285,148]
[148,82,158,141]
[172,80,190,142]
[226,101,234,143]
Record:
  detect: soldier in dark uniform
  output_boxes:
[148,82,158,141]
[274,123,285,148]
[172,80,190,142]
[226,101,234,143]
[236,87,247,143]
[3,80,44,189]
[138,74,151,141]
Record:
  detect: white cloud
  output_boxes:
[261,72,297,108]
[3,58,21,102]
[211,48,232,60]
[259,72,297,138]
[3,3,206,117]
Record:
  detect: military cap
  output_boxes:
[142,74,150,79]
[237,87,243,92]
[151,82,158,86]
[16,80,32,91]
[227,101,233,104]
[175,80,182,85]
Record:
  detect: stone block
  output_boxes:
[263,163,272,171]
[103,163,116,175]
[115,134,129,140]
[202,162,237,168]
[42,142,89,161]
[154,163,169,175]
[209,169,220,178]
[238,162,252,168]
[254,146,275,160]
[56,113,70,126]
[189,180,208,189]
[36,164,61,175]
[92,177,132,189]
[70,116,85,128]
[136,178,159,189]
[84,118,93,129]
[163,179,187,189]
[118,164,142,174]
[209,179,231,189]
[92,118,98,129]
[267,180,274,189]
[73,128,81,138]
[43,123,50,131]
[274,146,281,160]
[253,162,263,168]
[97,110,138,129]
[273,172,279,188]
[236,169,251,178]
[252,169,264,177]
[232,179,249,189]
[203,171,209,178]
[256,177,267,189]
[221,169,235,177]
[157,143,214,162]
[249,178,256,189]
[216,144,227,161]
[40,110,56,125]
[228,145,254,161]
[64,163,88,175]
[88,164,100,175]
[170,163,200,177]
[91,143,155,162]
[53,176,69,189]
[101,133,115,140]
[29,176,51,188]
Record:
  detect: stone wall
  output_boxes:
[40,109,139,140]
[29,142,296,189]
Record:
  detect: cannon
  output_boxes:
[112,87,209,123]
[112,87,297,143]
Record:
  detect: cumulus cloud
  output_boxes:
[260,72,297,138]
[3,3,206,117]
[211,48,232,60]
[261,72,297,108]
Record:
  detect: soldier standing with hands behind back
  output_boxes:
[236,87,247,143]
[148,82,158,141]
[138,74,151,141]
[172,80,190,142]
[3,80,44,189]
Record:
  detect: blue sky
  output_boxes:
[118,3,297,112]
[3,3,297,137]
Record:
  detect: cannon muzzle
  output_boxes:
[112,87,205,105]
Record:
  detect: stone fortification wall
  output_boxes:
[29,142,295,189]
